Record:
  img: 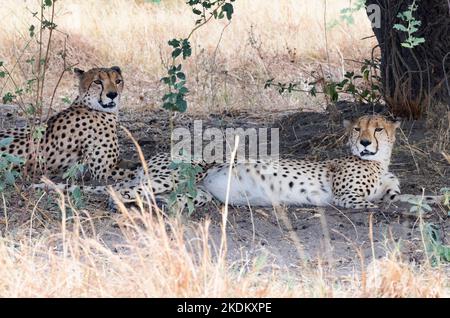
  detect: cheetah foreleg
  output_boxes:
[378,172,401,203]
[393,194,444,205]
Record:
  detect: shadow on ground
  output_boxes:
[0,101,448,272]
[116,101,449,271]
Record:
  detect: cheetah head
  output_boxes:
[344,115,401,166]
[74,66,124,113]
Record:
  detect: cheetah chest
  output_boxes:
[330,160,383,200]
[41,107,118,175]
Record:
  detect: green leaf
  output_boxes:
[0,137,13,147]
[176,72,186,80]
[178,87,189,94]
[163,102,175,111]
[4,171,16,185]
[172,48,182,58]
[44,0,52,7]
[3,153,25,165]
[2,92,15,104]
[163,92,175,102]
[176,98,187,113]
[29,25,35,37]
[401,42,413,48]
[168,39,180,48]
[181,40,192,59]
[403,11,413,20]
[61,96,72,104]
[32,125,46,141]
[222,3,234,20]
[174,80,186,90]
[393,24,408,32]
[63,163,85,181]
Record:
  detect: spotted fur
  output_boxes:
[39,153,213,209]
[203,115,403,209]
[0,66,136,181]
[35,115,442,210]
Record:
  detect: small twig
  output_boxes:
[442,52,450,98]
[186,1,227,41]
[47,37,76,121]
[398,127,420,173]
[2,193,8,232]
[219,135,239,263]
[39,0,57,119]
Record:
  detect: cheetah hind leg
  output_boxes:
[333,192,378,209]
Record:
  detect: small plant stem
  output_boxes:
[35,2,44,111]
[219,135,239,260]
[40,0,56,119]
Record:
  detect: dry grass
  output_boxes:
[0,191,447,298]
[0,0,374,70]
[0,0,376,115]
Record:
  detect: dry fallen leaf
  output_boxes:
[442,152,450,164]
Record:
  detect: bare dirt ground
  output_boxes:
[0,101,449,276]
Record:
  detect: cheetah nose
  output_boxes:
[360,139,371,147]
[106,92,118,100]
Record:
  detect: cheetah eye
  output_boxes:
[94,80,102,85]
[375,127,384,132]
[354,127,360,132]
[115,79,122,84]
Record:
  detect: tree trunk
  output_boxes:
[365,0,450,119]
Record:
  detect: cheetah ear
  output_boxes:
[73,68,85,79]
[343,119,352,129]
[110,66,122,75]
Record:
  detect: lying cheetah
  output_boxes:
[39,115,440,210]
[0,66,135,181]
[204,115,440,208]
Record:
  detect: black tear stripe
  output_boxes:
[85,82,94,98]
[99,82,104,101]
[373,130,379,153]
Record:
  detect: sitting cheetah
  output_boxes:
[40,114,440,210]
[0,66,135,181]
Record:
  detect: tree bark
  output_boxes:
[365,0,450,119]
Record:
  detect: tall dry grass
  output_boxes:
[0,0,377,114]
[0,191,447,297]
[0,0,374,72]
